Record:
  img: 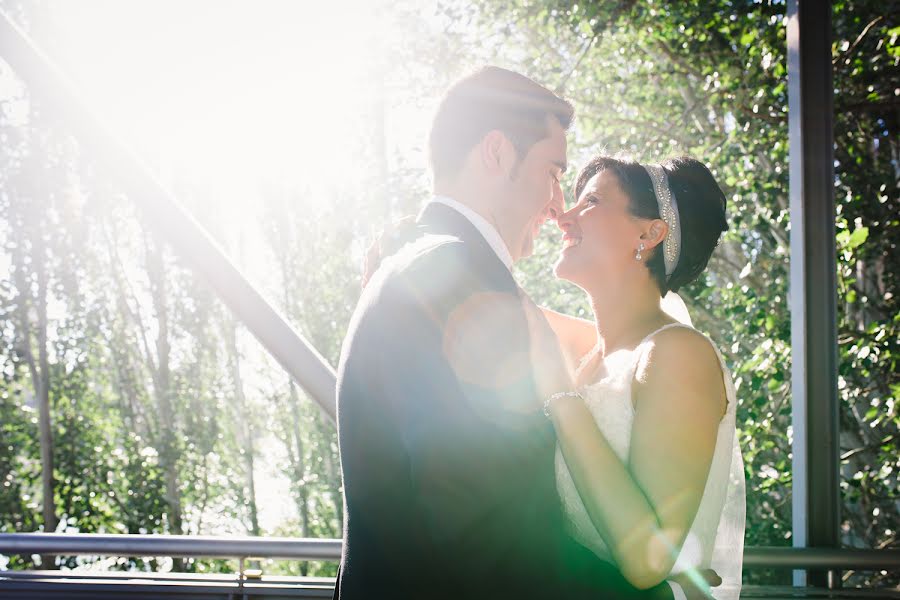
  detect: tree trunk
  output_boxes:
[12,219,58,567]
[146,238,182,550]
[226,321,260,536]
[319,411,343,535]
[34,243,57,542]
[287,381,310,576]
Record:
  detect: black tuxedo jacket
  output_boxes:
[333,202,671,599]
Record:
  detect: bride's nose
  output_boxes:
[556,205,576,232]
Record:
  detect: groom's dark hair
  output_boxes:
[429,66,574,182]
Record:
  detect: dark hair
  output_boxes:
[574,155,728,296]
[429,66,575,182]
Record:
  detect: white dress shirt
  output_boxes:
[427,195,514,271]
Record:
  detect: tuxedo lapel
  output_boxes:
[417,202,518,296]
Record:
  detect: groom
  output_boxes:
[334,67,675,599]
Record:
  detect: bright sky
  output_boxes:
[45,1,380,168]
[19,0,451,535]
[38,0,443,224]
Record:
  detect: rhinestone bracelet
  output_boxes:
[543,391,583,418]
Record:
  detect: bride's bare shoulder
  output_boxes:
[635,326,726,414]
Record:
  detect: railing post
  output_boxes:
[786,0,840,589]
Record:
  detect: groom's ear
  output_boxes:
[480,130,512,176]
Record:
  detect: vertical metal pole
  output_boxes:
[787,0,840,589]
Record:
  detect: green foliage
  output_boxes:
[0,0,896,589]
[0,379,39,569]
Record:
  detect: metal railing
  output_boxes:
[743,546,900,570]
[1,534,898,571]
[0,534,341,561]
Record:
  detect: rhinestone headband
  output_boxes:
[642,164,681,279]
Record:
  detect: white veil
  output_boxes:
[709,427,746,599]
[661,291,694,326]
[661,292,746,599]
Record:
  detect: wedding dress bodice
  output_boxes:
[555,323,745,599]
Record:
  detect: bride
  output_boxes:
[540,155,745,599]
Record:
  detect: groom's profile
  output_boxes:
[334,67,673,599]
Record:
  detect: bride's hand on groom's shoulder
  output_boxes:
[520,300,574,400]
[361,215,419,288]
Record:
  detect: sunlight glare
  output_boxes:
[46,0,388,187]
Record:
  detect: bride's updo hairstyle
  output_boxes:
[574,156,727,296]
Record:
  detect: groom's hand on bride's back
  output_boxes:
[669,569,721,600]
[361,215,420,288]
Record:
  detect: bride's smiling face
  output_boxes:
[554,169,647,289]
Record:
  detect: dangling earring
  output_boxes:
[635,243,645,261]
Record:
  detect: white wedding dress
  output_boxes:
[555,316,746,599]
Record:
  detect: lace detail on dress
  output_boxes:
[555,323,745,599]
